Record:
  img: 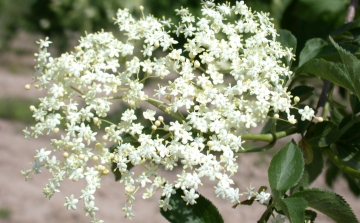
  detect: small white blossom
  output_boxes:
[298,105,315,121]
[255,191,271,205]
[64,194,79,210]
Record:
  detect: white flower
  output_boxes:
[298,105,315,121]
[182,188,199,205]
[255,191,271,205]
[271,214,287,223]
[64,194,79,210]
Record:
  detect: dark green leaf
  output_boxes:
[329,37,360,100]
[290,85,315,103]
[350,94,360,114]
[304,209,317,223]
[296,58,356,94]
[282,197,307,223]
[331,20,360,37]
[160,188,224,223]
[343,173,360,196]
[329,106,345,125]
[298,138,313,165]
[291,188,359,223]
[268,141,304,193]
[325,161,340,188]
[339,115,360,144]
[299,38,328,67]
[335,143,360,171]
[304,121,339,148]
[291,147,323,194]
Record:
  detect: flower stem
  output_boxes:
[146,98,184,122]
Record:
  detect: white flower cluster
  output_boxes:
[22,1,299,221]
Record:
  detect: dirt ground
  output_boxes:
[0,31,359,223]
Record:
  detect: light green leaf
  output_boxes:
[291,188,359,223]
[160,188,224,223]
[268,141,304,193]
[299,38,328,67]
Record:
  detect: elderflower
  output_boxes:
[23,1,298,221]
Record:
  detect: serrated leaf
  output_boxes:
[282,197,307,223]
[291,188,359,223]
[268,141,304,193]
[329,36,360,100]
[296,58,356,94]
[160,188,224,223]
[298,138,313,165]
[350,94,360,114]
[304,121,339,148]
[299,38,328,67]
[291,148,323,194]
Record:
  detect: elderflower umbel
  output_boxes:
[23,1,298,221]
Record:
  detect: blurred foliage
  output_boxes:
[0,208,11,219]
[0,0,356,54]
[0,98,38,124]
[0,0,143,51]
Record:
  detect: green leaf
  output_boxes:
[339,115,360,144]
[329,36,360,100]
[160,188,224,223]
[350,94,360,114]
[268,141,305,193]
[331,20,360,38]
[298,138,313,165]
[276,29,297,67]
[291,147,323,194]
[282,197,307,223]
[291,188,359,223]
[304,209,317,223]
[335,143,360,171]
[304,121,339,148]
[296,58,356,94]
[290,85,315,103]
[299,38,328,67]
[325,161,340,188]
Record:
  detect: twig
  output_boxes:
[345,0,359,23]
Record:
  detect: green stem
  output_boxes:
[146,98,184,123]
[242,128,297,143]
[324,147,360,179]
[257,203,275,223]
